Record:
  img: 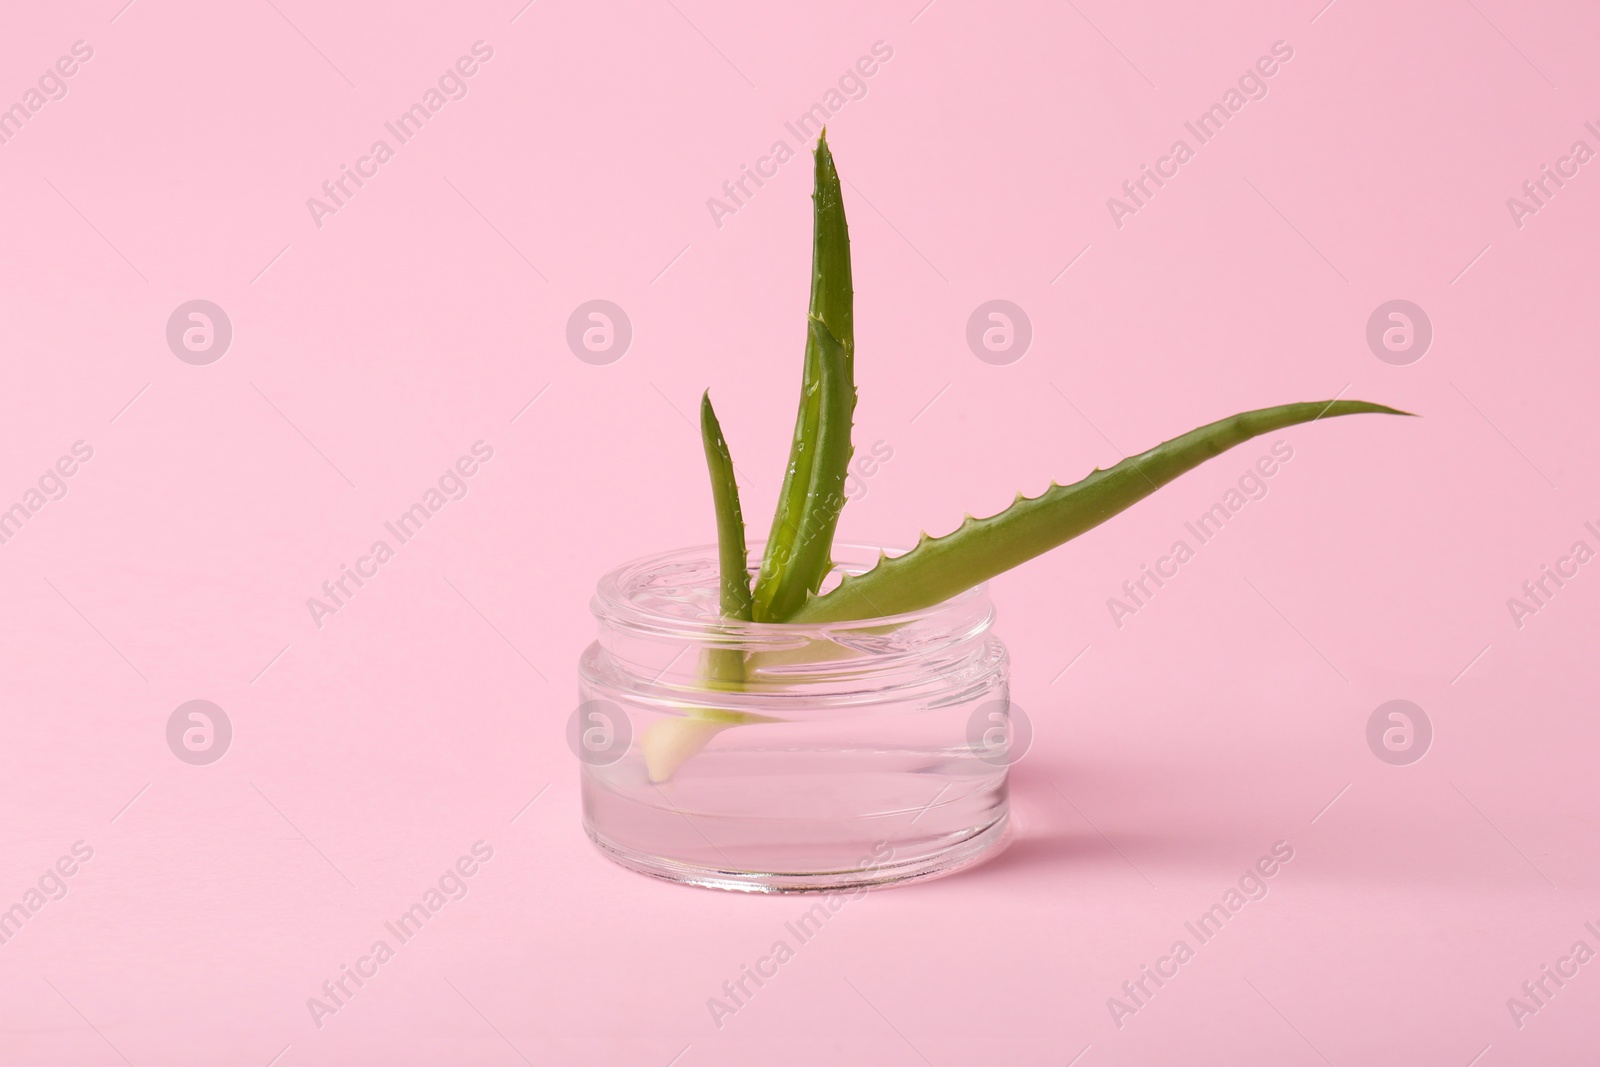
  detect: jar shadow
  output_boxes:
[887,762,1179,891]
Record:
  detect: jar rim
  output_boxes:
[591,541,990,640]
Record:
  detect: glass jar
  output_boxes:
[574,543,1014,892]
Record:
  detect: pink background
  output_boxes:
[2,0,1596,1063]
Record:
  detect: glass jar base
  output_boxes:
[584,809,1011,894]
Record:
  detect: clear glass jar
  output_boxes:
[574,543,1013,892]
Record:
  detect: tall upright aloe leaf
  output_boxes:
[751,130,856,621]
[787,400,1414,624]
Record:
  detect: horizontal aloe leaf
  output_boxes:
[786,400,1414,624]
[752,129,855,622]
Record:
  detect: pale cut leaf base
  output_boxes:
[641,711,776,783]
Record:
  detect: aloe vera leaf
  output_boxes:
[642,716,737,783]
[758,316,855,621]
[752,130,855,621]
[786,400,1414,624]
[639,393,757,785]
[700,391,753,623]
[641,708,779,784]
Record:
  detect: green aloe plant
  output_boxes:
[641,130,1411,781]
